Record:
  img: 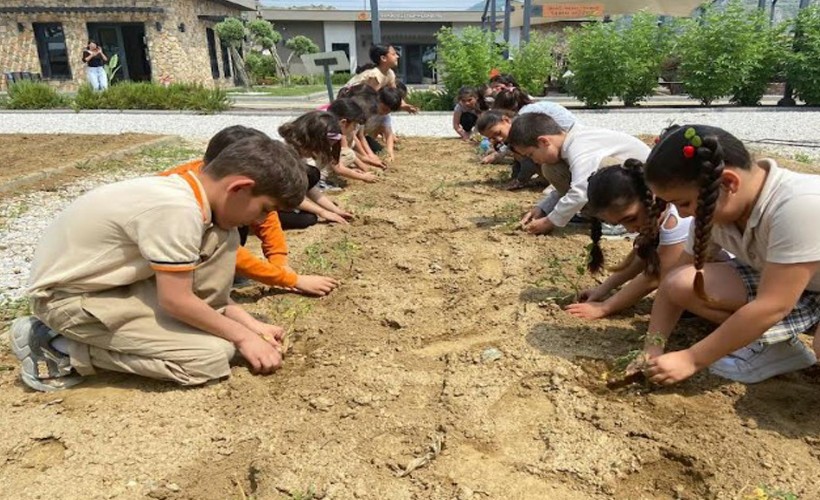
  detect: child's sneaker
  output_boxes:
[708,337,817,384]
[10,316,83,392]
[317,179,343,193]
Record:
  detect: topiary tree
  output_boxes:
[508,32,556,96]
[247,19,286,81]
[787,5,820,106]
[284,35,320,84]
[435,26,509,98]
[214,17,251,88]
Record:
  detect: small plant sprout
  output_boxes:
[538,247,589,302]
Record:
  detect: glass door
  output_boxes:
[87,24,128,81]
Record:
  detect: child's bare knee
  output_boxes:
[658,266,697,307]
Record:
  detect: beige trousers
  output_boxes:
[33,227,239,386]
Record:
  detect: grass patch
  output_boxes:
[1,295,30,323]
[254,85,326,97]
[301,236,360,275]
[0,200,30,231]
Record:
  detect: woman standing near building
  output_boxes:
[82,41,108,91]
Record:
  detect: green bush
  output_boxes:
[677,1,783,105]
[74,82,231,113]
[787,5,820,106]
[731,16,790,106]
[619,12,671,106]
[5,81,66,109]
[331,71,351,86]
[435,26,509,96]
[509,32,556,96]
[565,13,671,107]
[405,90,454,111]
[565,21,623,107]
[245,52,279,82]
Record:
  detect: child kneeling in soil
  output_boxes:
[452,86,489,142]
[506,113,650,235]
[11,135,307,392]
[638,125,820,385]
[160,126,340,297]
[565,160,692,320]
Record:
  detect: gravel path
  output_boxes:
[1,109,818,301]
[1,109,819,159]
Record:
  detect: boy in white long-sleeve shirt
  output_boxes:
[507,113,651,235]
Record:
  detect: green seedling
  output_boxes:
[537,248,589,302]
[429,180,450,200]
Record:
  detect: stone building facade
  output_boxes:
[0,0,256,91]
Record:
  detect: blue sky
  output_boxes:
[259,0,496,11]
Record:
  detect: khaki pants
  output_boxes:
[32,227,239,386]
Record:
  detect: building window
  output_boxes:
[33,23,71,79]
[331,43,350,62]
[221,43,232,78]
[206,28,220,79]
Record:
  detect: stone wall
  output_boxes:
[0,0,250,91]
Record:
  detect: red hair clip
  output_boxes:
[683,145,695,158]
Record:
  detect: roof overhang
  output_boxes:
[0,6,164,14]
[262,8,483,23]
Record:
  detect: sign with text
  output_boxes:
[540,3,604,18]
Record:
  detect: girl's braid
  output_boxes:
[588,218,605,273]
[624,159,666,278]
[692,136,724,302]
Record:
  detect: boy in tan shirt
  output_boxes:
[11,134,307,392]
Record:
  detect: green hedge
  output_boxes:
[74,82,231,112]
[5,81,67,109]
[788,5,820,105]
[405,90,454,111]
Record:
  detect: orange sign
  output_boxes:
[541,3,604,19]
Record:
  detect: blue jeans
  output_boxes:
[86,66,108,91]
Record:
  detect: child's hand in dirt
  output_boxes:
[295,275,340,296]
[480,153,498,164]
[625,344,664,376]
[361,172,379,183]
[236,331,282,374]
[319,210,350,225]
[255,323,285,344]
[645,349,698,385]
[385,152,395,162]
[523,216,555,235]
[576,286,607,303]
[336,208,355,219]
[519,206,545,227]
[565,301,609,320]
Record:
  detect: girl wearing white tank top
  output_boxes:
[566,160,692,320]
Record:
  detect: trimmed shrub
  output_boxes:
[787,5,820,106]
[435,26,509,96]
[5,81,66,109]
[74,82,231,113]
[731,15,790,106]
[565,21,623,107]
[619,12,671,106]
[508,32,557,96]
[331,71,351,86]
[245,52,279,83]
[405,90,454,111]
[677,1,785,106]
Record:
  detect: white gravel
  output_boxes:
[1,109,819,301]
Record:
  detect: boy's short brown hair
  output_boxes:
[507,113,564,149]
[203,136,308,210]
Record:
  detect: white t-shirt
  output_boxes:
[538,124,651,227]
[684,159,820,292]
[518,101,578,131]
[28,173,211,299]
[659,204,691,246]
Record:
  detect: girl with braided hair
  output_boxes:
[638,125,820,385]
[565,160,692,320]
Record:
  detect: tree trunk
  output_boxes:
[285,52,295,85]
[229,46,252,89]
[270,48,288,81]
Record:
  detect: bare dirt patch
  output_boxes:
[1,137,819,500]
